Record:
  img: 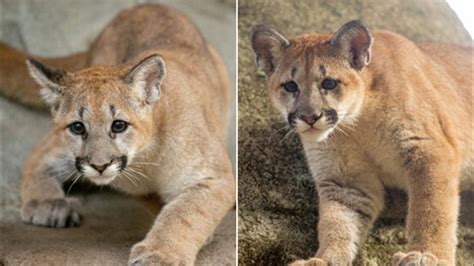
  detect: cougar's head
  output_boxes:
[27,54,165,184]
[250,20,372,141]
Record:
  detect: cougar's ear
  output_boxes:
[26,58,65,106]
[125,54,166,105]
[250,24,290,75]
[330,20,373,70]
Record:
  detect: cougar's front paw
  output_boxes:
[392,251,447,266]
[21,197,81,228]
[289,258,328,266]
[129,242,192,266]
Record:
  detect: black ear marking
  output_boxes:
[26,58,66,107]
[330,20,373,70]
[27,58,65,84]
[250,24,290,75]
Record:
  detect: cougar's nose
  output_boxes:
[299,113,322,126]
[90,163,110,174]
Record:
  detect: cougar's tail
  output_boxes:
[0,42,89,110]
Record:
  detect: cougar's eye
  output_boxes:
[283,81,298,93]
[321,78,338,90]
[111,120,128,133]
[69,122,86,135]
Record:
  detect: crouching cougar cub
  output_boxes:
[250,20,473,265]
[0,4,235,265]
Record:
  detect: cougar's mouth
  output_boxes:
[74,155,128,185]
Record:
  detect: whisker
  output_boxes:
[127,167,150,180]
[27,168,75,190]
[339,122,356,132]
[279,128,296,144]
[131,162,160,167]
[121,170,138,187]
[334,126,349,137]
[66,173,81,195]
[124,169,140,182]
[268,124,291,140]
[49,170,72,181]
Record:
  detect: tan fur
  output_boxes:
[1,4,235,265]
[251,21,473,266]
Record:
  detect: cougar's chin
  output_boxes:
[300,128,334,142]
[293,120,334,142]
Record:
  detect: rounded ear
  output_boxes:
[330,20,373,70]
[26,58,65,106]
[125,54,166,105]
[250,24,290,75]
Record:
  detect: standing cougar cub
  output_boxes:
[0,4,235,265]
[250,20,473,265]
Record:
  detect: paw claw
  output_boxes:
[129,242,192,266]
[392,251,444,266]
[289,258,327,266]
[21,197,81,228]
[130,243,149,261]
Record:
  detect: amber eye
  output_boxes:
[111,120,128,133]
[321,78,338,90]
[283,81,298,93]
[69,122,86,135]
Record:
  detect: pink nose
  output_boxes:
[90,163,109,174]
[299,114,322,125]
